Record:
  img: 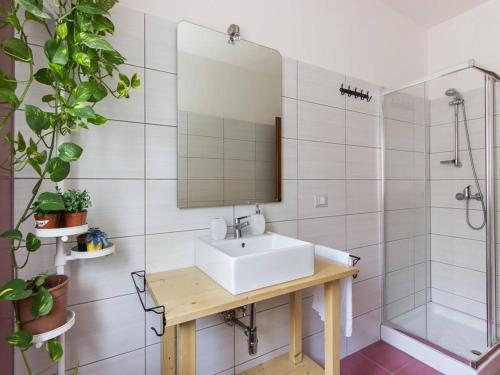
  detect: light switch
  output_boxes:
[314,194,328,208]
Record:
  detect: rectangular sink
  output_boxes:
[195,233,314,295]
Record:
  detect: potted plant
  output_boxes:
[32,197,64,229]
[9,273,69,335]
[62,189,92,227]
[85,227,109,252]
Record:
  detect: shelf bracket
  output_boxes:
[131,270,166,337]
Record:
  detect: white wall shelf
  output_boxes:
[31,310,76,348]
[69,243,115,259]
[34,224,88,239]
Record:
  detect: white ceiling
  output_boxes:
[381,0,491,27]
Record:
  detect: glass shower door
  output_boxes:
[383,68,491,363]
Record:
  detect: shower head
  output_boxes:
[445,88,462,100]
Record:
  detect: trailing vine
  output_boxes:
[0,0,140,373]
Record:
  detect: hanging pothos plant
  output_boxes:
[0,0,140,373]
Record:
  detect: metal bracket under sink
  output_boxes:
[131,270,166,337]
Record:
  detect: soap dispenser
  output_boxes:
[251,204,266,235]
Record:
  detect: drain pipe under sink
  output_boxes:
[221,303,258,355]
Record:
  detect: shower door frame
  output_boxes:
[381,61,499,369]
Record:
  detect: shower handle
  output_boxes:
[456,185,482,201]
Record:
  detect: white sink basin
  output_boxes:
[195,233,314,295]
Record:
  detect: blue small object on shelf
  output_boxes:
[86,228,109,252]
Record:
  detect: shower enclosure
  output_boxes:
[382,61,499,369]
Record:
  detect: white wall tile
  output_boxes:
[384,118,414,151]
[65,179,145,238]
[431,262,486,303]
[282,97,298,139]
[282,57,298,99]
[432,288,486,320]
[346,212,381,249]
[224,159,256,180]
[109,5,145,67]
[145,69,176,125]
[430,149,485,180]
[298,180,346,219]
[68,120,144,179]
[346,111,379,148]
[385,267,414,304]
[352,277,382,317]
[431,207,485,241]
[267,220,298,237]
[197,324,234,374]
[298,141,345,179]
[66,295,145,367]
[146,344,160,375]
[431,234,485,272]
[346,146,380,179]
[350,244,383,283]
[430,118,485,153]
[282,138,298,179]
[346,180,381,214]
[298,101,345,143]
[72,348,145,375]
[347,308,381,355]
[146,180,233,233]
[385,150,412,180]
[146,229,208,273]
[385,209,415,242]
[431,179,484,211]
[188,158,223,179]
[224,139,255,161]
[145,14,176,73]
[188,113,223,137]
[188,135,223,158]
[224,118,255,141]
[146,124,177,179]
[384,295,414,321]
[384,180,413,210]
[298,216,346,250]
[298,63,345,108]
[386,238,414,273]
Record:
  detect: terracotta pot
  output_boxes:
[34,213,61,229]
[64,211,87,227]
[18,274,69,335]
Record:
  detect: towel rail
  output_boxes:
[349,255,360,279]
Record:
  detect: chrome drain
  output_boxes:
[471,349,482,356]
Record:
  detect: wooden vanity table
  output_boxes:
[146,255,357,375]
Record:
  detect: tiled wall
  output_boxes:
[429,86,487,321]
[12,5,383,374]
[383,86,428,324]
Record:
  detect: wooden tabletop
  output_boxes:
[146,256,358,327]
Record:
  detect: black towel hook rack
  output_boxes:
[131,270,166,337]
[339,83,372,102]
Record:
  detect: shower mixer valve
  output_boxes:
[455,185,482,201]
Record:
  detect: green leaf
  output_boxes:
[80,33,115,51]
[7,12,22,31]
[26,232,41,252]
[36,192,65,211]
[46,157,70,182]
[58,142,83,162]
[102,49,125,65]
[52,43,69,65]
[28,159,42,176]
[56,22,68,39]
[6,330,33,350]
[41,94,55,103]
[87,114,107,125]
[73,52,91,67]
[0,229,22,241]
[34,68,54,86]
[17,132,26,152]
[0,73,17,91]
[89,82,107,102]
[2,37,32,62]
[0,279,32,301]
[68,104,95,119]
[119,73,130,87]
[30,286,53,317]
[76,3,109,15]
[16,0,51,19]
[131,73,140,89]
[25,105,50,133]
[45,338,63,362]
[34,274,45,287]
[73,82,93,102]
[47,63,66,82]
[93,15,114,34]
[0,88,19,107]
[97,0,118,11]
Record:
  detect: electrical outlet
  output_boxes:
[314,194,328,208]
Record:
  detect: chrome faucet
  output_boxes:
[233,215,250,239]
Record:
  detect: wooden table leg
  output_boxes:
[161,326,176,375]
[178,320,196,375]
[324,280,341,375]
[289,290,303,365]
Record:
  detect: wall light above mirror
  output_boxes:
[177,21,282,208]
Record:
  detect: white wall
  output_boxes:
[119,0,428,87]
[428,0,500,74]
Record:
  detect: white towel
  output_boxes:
[312,245,353,337]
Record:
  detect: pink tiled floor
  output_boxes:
[340,341,443,374]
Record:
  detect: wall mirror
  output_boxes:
[177,21,282,208]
